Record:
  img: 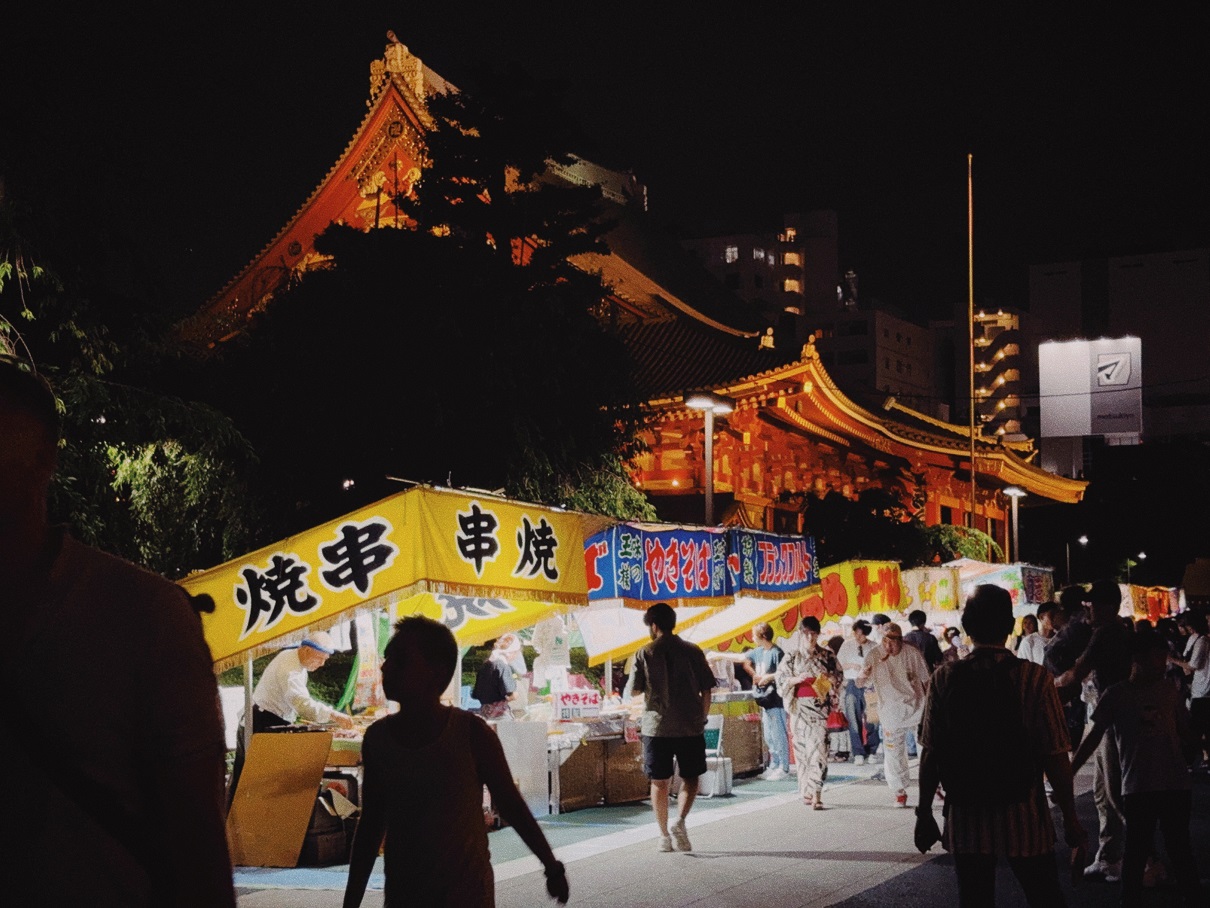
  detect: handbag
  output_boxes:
[825,709,848,731]
[754,684,781,709]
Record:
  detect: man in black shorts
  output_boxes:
[631,602,717,852]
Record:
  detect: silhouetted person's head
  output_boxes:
[908,609,927,629]
[1087,579,1121,624]
[382,616,459,704]
[644,602,676,637]
[961,584,1015,646]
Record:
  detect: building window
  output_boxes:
[753,274,763,289]
[754,248,765,262]
[783,251,802,266]
[724,245,739,263]
[783,278,802,293]
[896,361,903,373]
[780,227,797,242]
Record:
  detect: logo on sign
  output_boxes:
[1096,353,1131,386]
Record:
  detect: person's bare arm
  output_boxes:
[475,722,568,903]
[913,746,943,853]
[701,690,713,721]
[342,740,386,908]
[1044,749,1086,848]
[1069,719,1105,775]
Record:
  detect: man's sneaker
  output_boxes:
[895,789,909,808]
[658,834,674,853]
[670,818,692,852]
[854,755,866,766]
[766,766,788,781]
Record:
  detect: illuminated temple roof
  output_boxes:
[174,32,1085,509]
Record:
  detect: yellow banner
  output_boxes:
[183,487,589,670]
[900,567,963,612]
[714,560,904,654]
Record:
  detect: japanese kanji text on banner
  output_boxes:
[182,487,588,670]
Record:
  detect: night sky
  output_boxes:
[4,6,1206,324]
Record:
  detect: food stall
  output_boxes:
[183,485,599,865]
[558,525,822,798]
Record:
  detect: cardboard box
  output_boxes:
[604,738,649,804]
[722,714,763,775]
[298,830,346,867]
[557,739,605,812]
[326,739,362,766]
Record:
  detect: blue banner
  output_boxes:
[731,529,818,596]
[584,526,816,604]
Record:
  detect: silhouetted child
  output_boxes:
[1072,631,1205,907]
[343,617,568,908]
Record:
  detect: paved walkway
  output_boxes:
[236,761,1210,907]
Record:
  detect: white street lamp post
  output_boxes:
[1066,534,1089,585]
[685,391,735,526]
[1004,486,1025,563]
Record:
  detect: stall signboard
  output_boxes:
[183,487,589,670]
[584,526,816,606]
[553,689,602,720]
[731,529,819,597]
[584,525,728,604]
[1129,585,1178,623]
[900,567,962,612]
[714,560,904,653]
[949,560,1055,611]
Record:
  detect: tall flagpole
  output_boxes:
[968,154,977,531]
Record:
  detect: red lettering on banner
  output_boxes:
[679,541,697,592]
[645,537,681,594]
[585,540,608,593]
[696,540,711,591]
[822,573,849,617]
[879,566,901,608]
[780,603,802,635]
[757,540,776,584]
[853,566,873,609]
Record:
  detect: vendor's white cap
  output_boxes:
[301,631,337,655]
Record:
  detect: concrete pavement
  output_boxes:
[236,761,1210,906]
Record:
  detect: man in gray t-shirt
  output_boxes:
[631,602,716,853]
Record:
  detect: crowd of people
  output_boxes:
[5,354,1206,907]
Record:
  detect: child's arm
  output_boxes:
[471,720,569,903]
[342,732,387,908]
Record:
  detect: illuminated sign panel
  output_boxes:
[1039,337,1142,438]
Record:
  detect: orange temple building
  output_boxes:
[179,33,1086,557]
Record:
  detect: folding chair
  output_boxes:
[701,713,726,797]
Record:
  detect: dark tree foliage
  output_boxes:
[800,488,1002,568]
[1,178,258,577]
[206,70,653,539]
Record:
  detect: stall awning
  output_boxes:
[574,603,715,667]
[182,486,595,671]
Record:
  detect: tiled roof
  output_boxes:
[618,317,798,399]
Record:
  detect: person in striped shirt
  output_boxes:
[914,584,1086,907]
